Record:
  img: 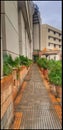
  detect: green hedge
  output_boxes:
[37,58,62,87]
[3,54,32,76]
[48,60,62,86]
[37,58,48,69]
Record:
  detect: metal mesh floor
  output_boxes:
[15,64,62,129]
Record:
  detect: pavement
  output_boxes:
[14,64,62,129]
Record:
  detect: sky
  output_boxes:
[33,1,62,30]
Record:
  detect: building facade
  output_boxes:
[42,24,62,60]
[18,1,34,59]
[1,1,19,59]
[1,1,34,59]
[1,1,42,75]
[1,1,33,76]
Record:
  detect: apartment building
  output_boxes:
[42,24,62,60]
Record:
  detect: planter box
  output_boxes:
[56,86,62,99]
[40,68,43,73]
[50,84,56,95]
[1,64,31,129]
[1,74,14,129]
[12,65,30,101]
[42,69,48,79]
[50,84,62,103]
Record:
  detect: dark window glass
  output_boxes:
[54,44,56,47]
[48,36,50,39]
[48,29,50,32]
[59,45,61,48]
[54,38,56,41]
[48,43,50,46]
[54,31,56,34]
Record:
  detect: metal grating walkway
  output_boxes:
[15,64,62,129]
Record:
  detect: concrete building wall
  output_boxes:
[25,30,30,59]
[33,24,40,50]
[20,11,26,56]
[1,0,34,61]
[18,1,34,59]
[1,1,5,77]
[2,1,19,59]
[42,25,48,49]
[1,21,3,77]
[40,23,42,50]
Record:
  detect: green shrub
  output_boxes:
[19,55,32,67]
[3,63,12,76]
[47,59,56,70]
[37,58,48,69]
[48,61,62,86]
[14,57,21,68]
[37,57,62,87]
[3,54,13,76]
[3,54,32,76]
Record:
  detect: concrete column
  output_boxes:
[18,9,22,55]
[33,23,40,50]
[1,37,3,77]
[39,22,42,51]
[1,1,5,77]
[2,1,19,59]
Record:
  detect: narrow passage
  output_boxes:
[15,64,61,129]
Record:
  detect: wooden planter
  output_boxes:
[50,84,56,95]
[56,86,62,98]
[43,69,48,79]
[41,68,43,73]
[1,74,14,129]
[12,68,21,101]
[1,74,13,92]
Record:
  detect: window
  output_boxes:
[59,45,61,48]
[48,43,50,46]
[48,29,50,32]
[54,44,56,48]
[48,36,50,39]
[59,33,61,37]
[59,39,61,42]
[54,38,56,41]
[54,31,56,34]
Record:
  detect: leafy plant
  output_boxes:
[37,58,48,69]
[14,57,21,68]
[37,57,62,87]
[3,54,32,76]
[3,54,13,76]
[3,63,12,76]
[19,55,32,67]
[3,54,14,67]
[48,61,62,86]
